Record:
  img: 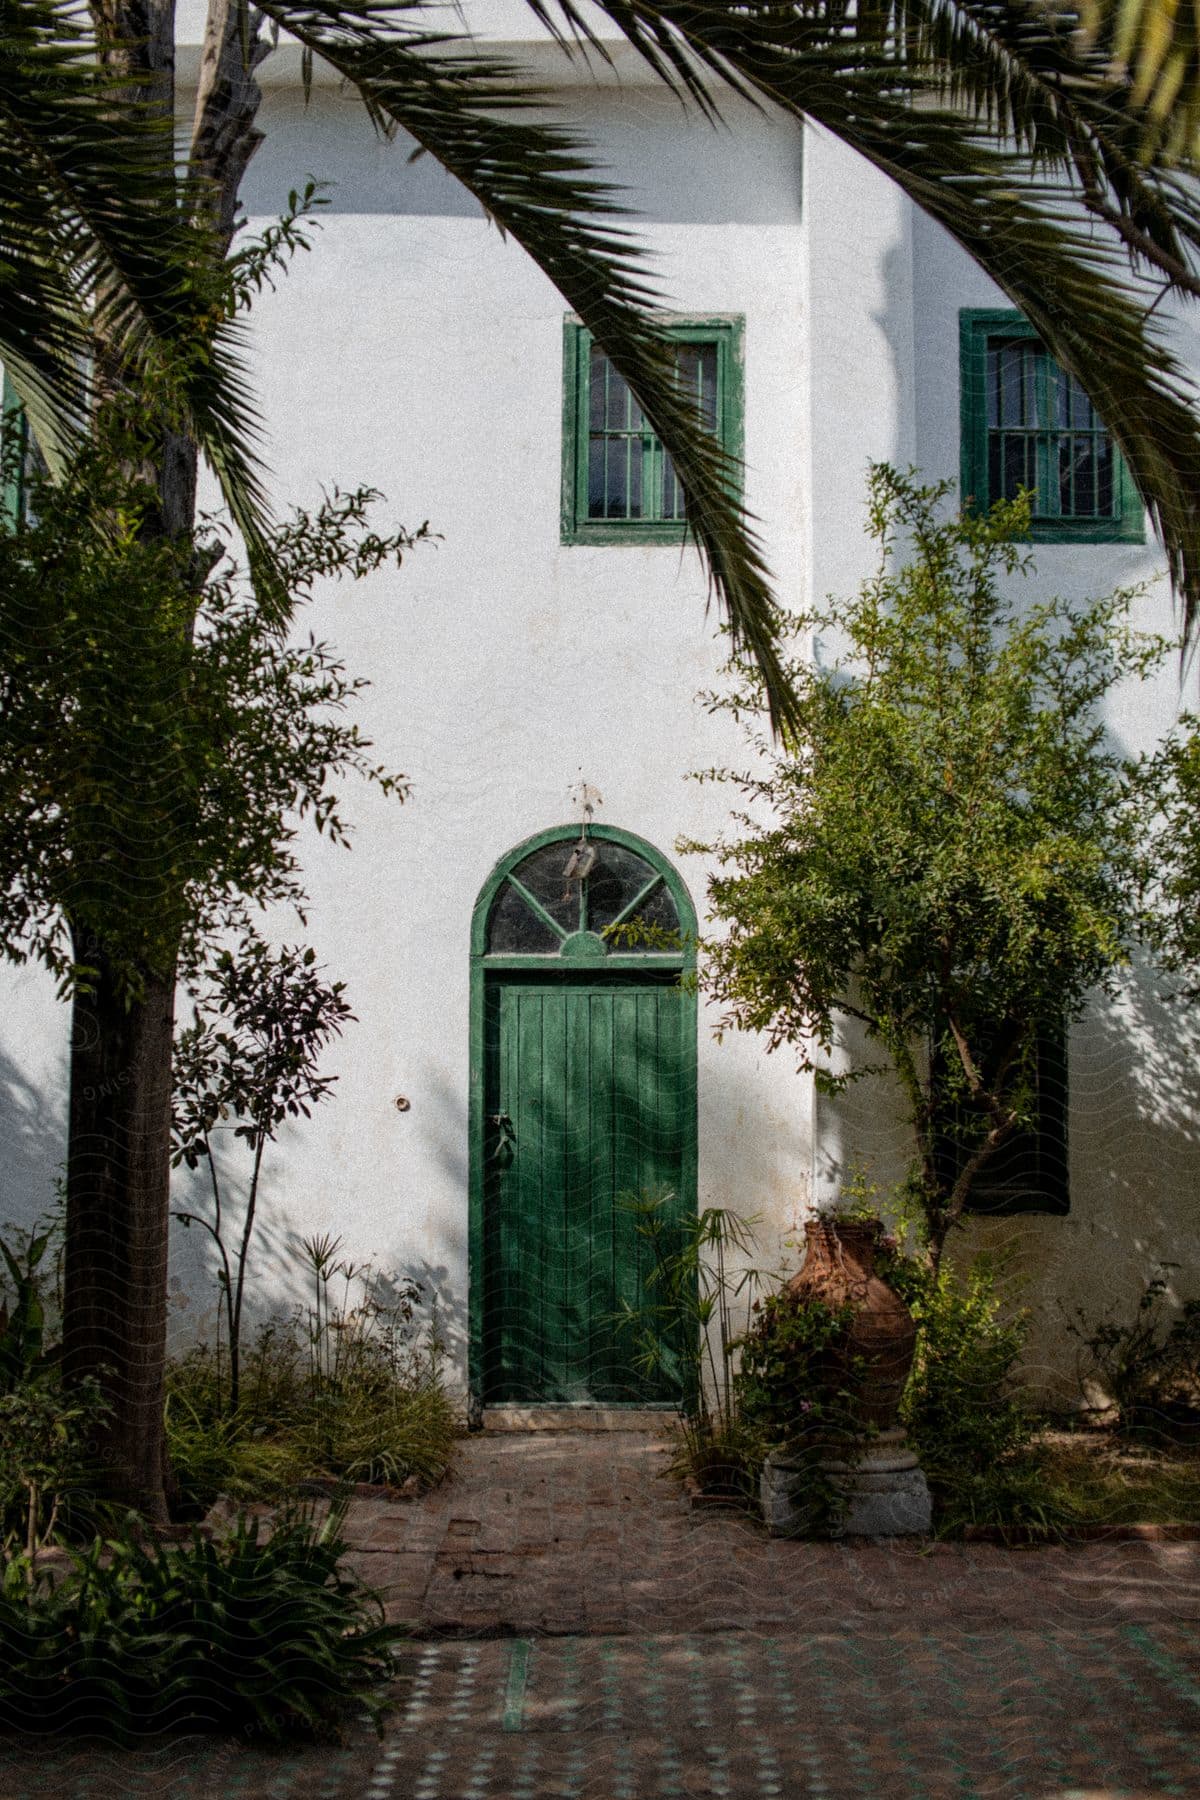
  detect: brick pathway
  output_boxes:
[333,1431,1200,1638]
[3,1431,1200,1799]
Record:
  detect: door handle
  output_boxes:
[488,1112,516,1165]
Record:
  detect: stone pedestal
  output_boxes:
[761,1429,932,1538]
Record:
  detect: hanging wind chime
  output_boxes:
[562,778,602,899]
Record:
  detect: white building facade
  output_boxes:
[1,5,1198,1405]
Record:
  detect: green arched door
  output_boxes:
[469,827,697,1409]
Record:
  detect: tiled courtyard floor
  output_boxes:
[3,1431,1200,1799]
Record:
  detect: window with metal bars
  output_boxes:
[932,1021,1069,1217]
[561,317,743,544]
[1,372,47,527]
[959,311,1143,544]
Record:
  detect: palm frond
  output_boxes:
[0,173,90,473]
[853,0,1200,290]
[0,0,277,606]
[534,0,1200,645]
[254,0,794,728]
[1081,0,1200,158]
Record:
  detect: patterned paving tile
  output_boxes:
[4,1627,1198,1799]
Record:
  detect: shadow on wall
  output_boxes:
[814,1008,913,1213]
[0,1041,66,1237]
[971,962,1200,1402]
[696,1034,814,1278]
[404,1064,470,1374]
[813,964,1200,1401]
[167,1060,471,1381]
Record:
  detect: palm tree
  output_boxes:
[32,0,794,1519]
[0,0,268,557]
[20,0,1200,1515]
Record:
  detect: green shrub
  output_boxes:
[889,1251,1034,1480]
[164,1301,458,1514]
[298,1376,458,1489]
[0,1503,398,1743]
[933,1459,1082,1543]
[731,1289,863,1530]
[165,1329,311,1515]
[663,1414,767,1504]
[610,1195,765,1499]
[167,1323,308,1437]
[0,1374,114,1555]
[883,1249,1058,1535]
[0,1231,52,1395]
[165,1391,305,1518]
[735,1290,856,1450]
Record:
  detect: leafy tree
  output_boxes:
[0,417,417,1511]
[1138,718,1200,995]
[172,941,354,1417]
[692,464,1170,1268]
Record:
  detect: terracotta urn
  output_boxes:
[785,1216,918,1432]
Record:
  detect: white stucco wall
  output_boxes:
[1,66,826,1385]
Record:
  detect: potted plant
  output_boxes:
[739,1204,930,1536]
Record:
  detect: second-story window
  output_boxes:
[561,317,743,544]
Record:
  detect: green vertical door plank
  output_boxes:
[479,982,503,1402]
[517,988,547,1400]
[539,993,568,1396]
[636,988,662,1295]
[656,990,688,1401]
[644,993,662,1202]
[637,988,669,1401]
[615,986,651,1404]
[494,986,515,1397]
[564,987,592,1399]
[540,989,568,1399]
[589,992,616,1394]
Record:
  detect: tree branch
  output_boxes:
[943,1107,1022,1236]
[189,0,270,250]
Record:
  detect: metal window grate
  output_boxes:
[585,342,719,523]
[986,338,1116,522]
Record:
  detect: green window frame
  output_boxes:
[561,315,744,545]
[933,1023,1069,1217]
[960,310,1143,544]
[1,371,36,527]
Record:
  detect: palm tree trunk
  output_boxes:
[58,0,265,1518]
[63,945,178,1522]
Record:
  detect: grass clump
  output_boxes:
[1036,1431,1200,1526]
[166,1241,458,1517]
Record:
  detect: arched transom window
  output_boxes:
[484,833,684,962]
